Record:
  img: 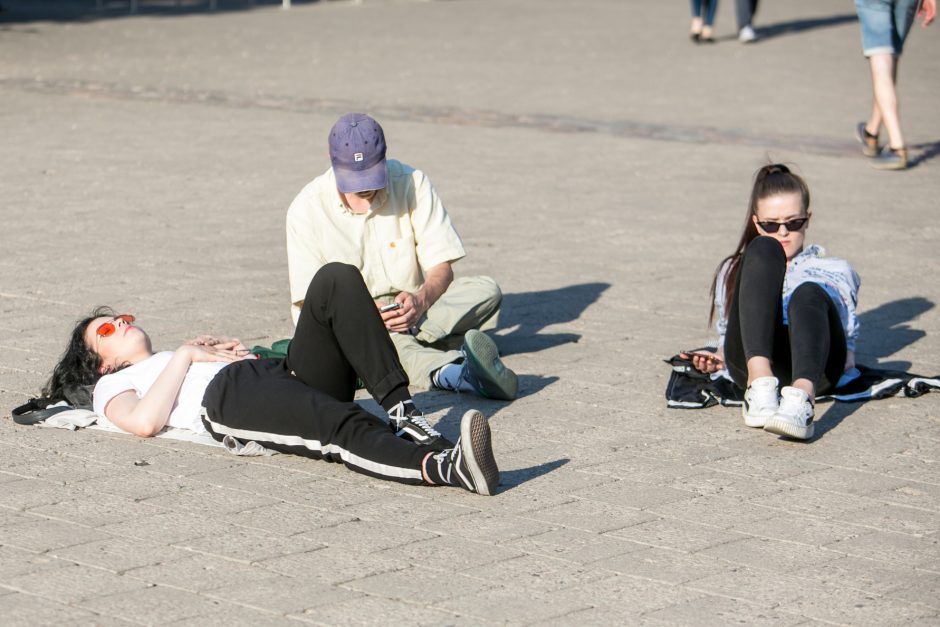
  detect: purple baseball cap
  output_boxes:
[329,113,388,193]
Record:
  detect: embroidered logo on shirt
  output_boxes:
[354,153,364,162]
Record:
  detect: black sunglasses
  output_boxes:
[756,217,808,233]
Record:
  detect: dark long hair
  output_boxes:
[708,164,811,327]
[42,306,116,404]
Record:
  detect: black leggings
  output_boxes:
[724,237,846,393]
[201,263,438,485]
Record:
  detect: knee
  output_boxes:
[746,236,786,262]
[476,276,502,307]
[308,263,363,299]
[788,282,829,311]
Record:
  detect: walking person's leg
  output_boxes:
[736,0,757,41]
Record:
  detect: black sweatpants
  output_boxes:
[201,263,437,485]
[724,236,846,393]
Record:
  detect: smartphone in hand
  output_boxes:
[380,302,402,313]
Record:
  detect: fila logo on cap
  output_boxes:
[354,153,364,162]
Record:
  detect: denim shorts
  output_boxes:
[855,0,919,56]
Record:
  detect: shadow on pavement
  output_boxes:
[0,0,317,24]
[497,282,611,356]
[498,458,569,492]
[811,296,934,440]
[909,140,940,169]
[756,13,858,41]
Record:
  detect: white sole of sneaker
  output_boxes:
[460,409,499,496]
[763,417,814,440]
[741,404,767,428]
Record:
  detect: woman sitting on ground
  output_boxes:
[44,262,500,495]
[686,164,860,440]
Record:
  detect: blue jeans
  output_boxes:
[855,0,919,56]
[691,0,718,26]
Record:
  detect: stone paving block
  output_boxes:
[296,518,438,554]
[782,584,940,626]
[227,501,357,537]
[539,605,675,626]
[51,537,191,573]
[341,564,496,605]
[498,461,617,495]
[73,469,199,502]
[184,460,327,495]
[259,546,401,585]
[664,469,793,500]
[747,485,886,519]
[504,527,646,565]
[5,561,149,603]
[593,546,727,585]
[265,475,395,511]
[786,466,916,497]
[0,544,71,579]
[574,478,697,510]
[336,494,477,528]
[644,495,778,530]
[521,497,656,533]
[642,594,808,627]
[376,534,526,572]
[140,483,282,516]
[791,556,940,611]
[694,452,823,482]
[0,591,113,626]
[867,481,940,512]
[728,510,872,547]
[421,511,557,545]
[205,574,363,615]
[126,448,244,479]
[168,604,300,627]
[461,552,612,594]
[0,477,90,510]
[292,594,466,626]
[700,536,843,574]
[175,525,327,564]
[98,509,243,545]
[124,553,281,593]
[824,529,940,568]
[684,564,816,607]
[0,517,108,553]
[0,508,33,527]
[606,516,748,553]
[434,585,593,624]
[26,491,167,528]
[78,584,228,623]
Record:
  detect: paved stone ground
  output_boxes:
[2,0,939,624]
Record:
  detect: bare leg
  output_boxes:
[746,355,774,386]
[791,377,815,399]
[867,53,904,149]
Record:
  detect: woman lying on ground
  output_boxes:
[44,262,500,495]
[685,164,860,440]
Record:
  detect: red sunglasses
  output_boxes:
[95,314,136,341]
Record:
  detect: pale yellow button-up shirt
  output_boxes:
[287,159,466,324]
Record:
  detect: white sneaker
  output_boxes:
[742,376,779,428]
[739,25,758,43]
[764,386,815,440]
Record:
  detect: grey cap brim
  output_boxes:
[335,160,388,194]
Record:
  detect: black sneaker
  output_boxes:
[387,400,446,447]
[461,330,518,401]
[431,410,499,496]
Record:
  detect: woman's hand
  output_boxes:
[185,336,251,359]
[183,343,250,363]
[681,349,725,374]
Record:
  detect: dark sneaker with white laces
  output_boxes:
[429,410,499,496]
[387,400,449,448]
[461,330,518,401]
[763,386,815,440]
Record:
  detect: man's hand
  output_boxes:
[919,0,936,26]
[380,291,428,332]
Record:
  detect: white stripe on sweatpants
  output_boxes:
[202,412,422,481]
